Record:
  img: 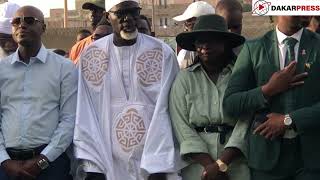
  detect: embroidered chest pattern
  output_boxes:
[115,108,146,152]
[81,46,109,86]
[136,48,163,87]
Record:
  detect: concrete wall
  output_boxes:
[42,28,82,51]
[42,12,274,52]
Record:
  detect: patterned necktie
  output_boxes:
[283,37,298,67]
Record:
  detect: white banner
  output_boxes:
[252,0,320,16]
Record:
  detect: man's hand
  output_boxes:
[1,159,33,178]
[201,163,219,180]
[22,158,40,179]
[254,113,286,139]
[262,61,308,97]
[22,155,48,179]
[201,163,229,180]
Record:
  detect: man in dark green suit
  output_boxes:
[224,16,320,180]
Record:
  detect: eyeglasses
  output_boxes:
[109,7,141,19]
[11,16,43,26]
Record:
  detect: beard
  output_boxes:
[120,29,138,40]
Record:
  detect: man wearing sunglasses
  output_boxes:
[173,1,215,69]
[74,0,182,180]
[0,2,20,59]
[0,6,77,180]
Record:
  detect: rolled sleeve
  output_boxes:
[224,116,250,158]
[169,72,208,158]
[180,139,209,156]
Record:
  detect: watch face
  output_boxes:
[220,164,228,172]
[38,159,49,170]
[216,159,228,172]
[284,116,292,126]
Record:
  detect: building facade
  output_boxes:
[46,0,217,36]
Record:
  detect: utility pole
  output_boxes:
[64,0,68,28]
[151,0,156,35]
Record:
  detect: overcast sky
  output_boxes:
[8,0,75,17]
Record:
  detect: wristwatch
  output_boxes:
[216,159,228,172]
[37,158,49,170]
[284,114,293,127]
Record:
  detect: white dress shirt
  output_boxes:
[276,27,303,69]
[276,27,304,138]
[0,45,77,163]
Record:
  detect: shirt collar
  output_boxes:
[11,44,48,64]
[187,62,233,75]
[187,62,201,72]
[276,26,304,45]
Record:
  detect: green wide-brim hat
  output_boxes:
[82,0,105,10]
[176,14,245,51]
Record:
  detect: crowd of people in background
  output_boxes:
[0,0,320,180]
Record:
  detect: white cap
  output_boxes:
[173,1,215,22]
[105,0,139,12]
[0,2,20,34]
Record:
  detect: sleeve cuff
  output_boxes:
[180,139,209,157]
[82,160,103,173]
[141,153,176,174]
[224,140,248,159]
[289,111,305,133]
[41,145,63,162]
[0,149,10,164]
[252,87,268,109]
[224,117,250,158]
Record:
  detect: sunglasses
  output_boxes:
[109,7,141,19]
[11,16,43,26]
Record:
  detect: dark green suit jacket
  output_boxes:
[224,29,320,171]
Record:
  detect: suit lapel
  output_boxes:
[263,30,280,70]
[297,29,314,73]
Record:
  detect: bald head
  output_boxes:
[216,0,243,35]
[92,24,113,41]
[14,6,45,22]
